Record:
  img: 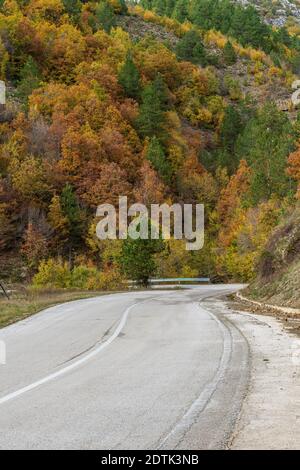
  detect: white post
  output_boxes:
[0,340,6,365]
[0,80,6,105]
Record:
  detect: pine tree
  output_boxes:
[17,56,42,106]
[0,38,8,80]
[95,1,116,33]
[153,73,169,110]
[172,0,188,22]
[192,41,208,66]
[115,0,128,15]
[62,0,82,24]
[140,0,153,9]
[136,82,165,139]
[61,184,82,234]
[152,0,166,16]
[236,103,295,203]
[190,0,214,30]
[220,105,242,152]
[176,30,207,65]
[119,224,164,286]
[146,136,171,183]
[165,0,175,16]
[223,41,237,65]
[176,30,195,61]
[60,184,84,265]
[0,204,14,251]
[118,52,141,99]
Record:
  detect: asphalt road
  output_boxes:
[0,285,249,450]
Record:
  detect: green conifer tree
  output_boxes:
[117,0,128,15]
[95,1,116,33]
[176,30,207,65]
[62,0,82,24]
[118,52,141,100]
[61,184,84,265]
[146,136,171,183]
[136,83,165,139]
[165,0,175,16]
[152,73,169,111]
[223,41,237,66]
[119,223,164,286]
[152,0,166,16]
[236,103,295,203]
[17,56,42,106]
[172,0,188,22]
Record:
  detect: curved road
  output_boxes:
[0,285,249,450]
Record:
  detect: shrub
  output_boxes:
[71,265,98,289]
[33,259,123,290]
[33,259,71,288]
[224,75,243,100]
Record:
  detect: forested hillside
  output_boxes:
[0,0,299,293]
[248,204,300,308]
[139,0,300,62]
[234,0,300,30]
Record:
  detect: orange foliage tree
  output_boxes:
[287,141,300,199]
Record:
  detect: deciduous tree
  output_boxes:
[287,141,300,199]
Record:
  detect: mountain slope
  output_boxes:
[234,0,300,27]
[247,204,300,307]
[0,0,299,291]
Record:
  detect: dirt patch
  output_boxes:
[227,294,300,338]
[116,15,178,47]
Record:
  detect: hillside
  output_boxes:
[0,0,299,292]
[247,204,300,308]
[235,0,300,27]
[120,8,294,109]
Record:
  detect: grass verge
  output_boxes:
[0,287,125,329]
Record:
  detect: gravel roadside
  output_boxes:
[225,302,300,449]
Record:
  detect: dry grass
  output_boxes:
[0,287,115,329]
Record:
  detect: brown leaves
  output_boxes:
[217,159,252,224]
[77,162,132,208]
[287,141,300,199]
[134,161,165,206]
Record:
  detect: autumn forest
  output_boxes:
[0,0,300,294]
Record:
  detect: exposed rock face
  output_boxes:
[234,0,300,26]
[116,15,178,46]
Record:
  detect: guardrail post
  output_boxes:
[0,280,9,299]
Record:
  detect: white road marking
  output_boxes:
[0,288,239,409]
[0,301,142,406]
[157,301,232,449]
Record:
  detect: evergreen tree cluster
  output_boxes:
[204,101,296,203]
[118,54,173,185]
[175,30,208,66]
[136,74,172,183]
[118,52,141,99]
[141,0,300,54]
